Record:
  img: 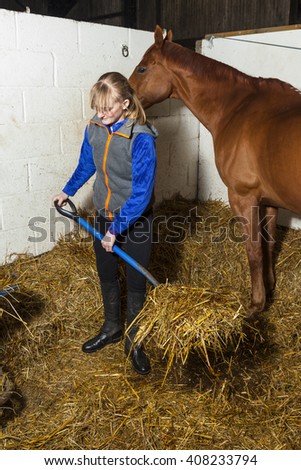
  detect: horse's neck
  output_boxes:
[167,52,249,136]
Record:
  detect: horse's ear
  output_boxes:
[167,29,173,42]
[154,25,164,48]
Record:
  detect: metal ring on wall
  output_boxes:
[122,45,129,57]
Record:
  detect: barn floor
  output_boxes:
[0,198,300,450]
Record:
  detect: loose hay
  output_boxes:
[0,368,14,407]
[0,198,300,450]
[134,284,245,377]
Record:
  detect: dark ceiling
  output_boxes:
[0,0,139,27]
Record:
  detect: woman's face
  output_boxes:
[97,99,129,125]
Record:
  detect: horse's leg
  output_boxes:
[261,205,277,298]
[228,191,266,315]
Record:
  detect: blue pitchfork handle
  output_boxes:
[0,284,19,298]
[54,199,160,287]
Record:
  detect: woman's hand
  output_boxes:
[52,192,69,207]
[101,230,116,253]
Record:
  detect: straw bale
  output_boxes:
[0,197,300,450]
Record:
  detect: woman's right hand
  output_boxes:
[52,192,69,207]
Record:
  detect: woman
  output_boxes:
[53,72,158,375]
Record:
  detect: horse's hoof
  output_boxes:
[244,312,261,325]
[244,303,265,322]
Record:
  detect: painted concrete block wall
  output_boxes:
[0,9,199,264]
[198,28,301,229]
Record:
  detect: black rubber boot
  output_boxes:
[125,290,151,375]
[82,281,122,353]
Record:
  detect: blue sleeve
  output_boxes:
[109,133,156,235]
[62,126,96,196]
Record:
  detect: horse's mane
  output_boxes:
[164,40,297,95]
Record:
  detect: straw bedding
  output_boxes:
[0,197,300,450]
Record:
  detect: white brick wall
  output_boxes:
[0,9,199,264]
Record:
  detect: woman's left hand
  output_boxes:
[101,231,116,253]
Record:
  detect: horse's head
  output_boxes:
[129,25,174,108]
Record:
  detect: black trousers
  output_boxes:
[93,210,153,293]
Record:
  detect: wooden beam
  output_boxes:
[48,0,80,17]
[205,23,301,39]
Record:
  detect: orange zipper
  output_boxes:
[102,133,113,220]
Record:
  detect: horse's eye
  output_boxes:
[137,66,147,74]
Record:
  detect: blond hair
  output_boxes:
[90,72,146,125]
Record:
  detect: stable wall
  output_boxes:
[198,26,301,229]
[0,9,199,264]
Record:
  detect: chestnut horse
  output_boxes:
[129,25,301,316]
